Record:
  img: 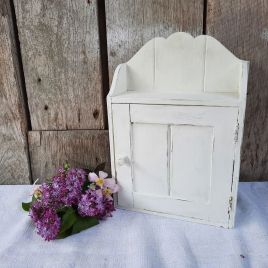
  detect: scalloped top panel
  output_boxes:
[126,32,242,93]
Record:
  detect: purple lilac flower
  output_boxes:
[28,167,117,240]
[35,208,61,241]
[29,202,61,241]
[78,189,115,219]
[29,200,45,222]
[50,176,68,205]
[78,189,104,217]
[61,168,86,206]
[67,168,86,186]
[99,197,115,219]
[57,167,65,175]
[39,167,86,208]
[39,183,60,208]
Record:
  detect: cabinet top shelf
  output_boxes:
[108,32,249,104]
[110,91,242,107]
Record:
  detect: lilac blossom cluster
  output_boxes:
[27,167,118,241]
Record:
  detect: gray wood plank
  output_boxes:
[14,0,105,130]
[0,0,30,184]
[105,0,204,84]
[28,130,110,182]
[207,0,268,181]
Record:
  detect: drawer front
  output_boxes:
[112,104,238,226]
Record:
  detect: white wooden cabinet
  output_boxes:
[107,32,249,228]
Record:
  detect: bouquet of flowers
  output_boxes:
[22,163,119,241]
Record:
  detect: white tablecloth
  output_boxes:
[0,183,268,268]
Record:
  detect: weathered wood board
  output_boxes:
[28,130,110,183]
[0,0,30,184]
[105,0,204,84]
[14,0,105,130]
[207,0,268,181]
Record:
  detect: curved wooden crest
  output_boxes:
[125,32,243,93]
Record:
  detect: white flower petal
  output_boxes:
[88,172,98,182]
[112,184,119,193]
[104,178,114,187]
[104,178,119,193]
[99,171,108,179]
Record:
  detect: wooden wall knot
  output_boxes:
[93,109,99,119]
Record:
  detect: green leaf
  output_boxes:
[94,162,106,173]
[56,228,72,239]
[64,162,70,171]
[22,202,31,212]
[32,195,37,202]
[82,180,91,192]
[56,206,69,214]
[59,207,78,234]
[72,216,99,234]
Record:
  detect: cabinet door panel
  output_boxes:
[170,125,213,203]
[113,104,238,227]
[132,123,169,196]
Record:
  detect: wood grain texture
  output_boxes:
[14,0,104,130]
[28,130,110,183]
[105,0,204,84]
[207,0,268,181]
[0,0,30,184]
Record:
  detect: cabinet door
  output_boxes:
[112,104,238,227]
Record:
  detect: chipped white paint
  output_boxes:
[107,32,249,228]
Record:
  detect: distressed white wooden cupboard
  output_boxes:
[107,32,249,228]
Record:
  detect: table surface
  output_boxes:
[0,183,268,268]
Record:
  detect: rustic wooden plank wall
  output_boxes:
[0,0,267,183]
[105,0,204,84]
[12,0,110,182]
[14,0,105,130]
[28,130,110,181]
[0,0,30,184]
[206,0,268,181]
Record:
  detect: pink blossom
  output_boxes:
[89,171,119,193]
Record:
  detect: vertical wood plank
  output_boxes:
[96,0,109,126]
[0,0,30,184]
[14,0,105,130]
[28,130,110,182]
[105,0,204,84]
[207,0,268,181]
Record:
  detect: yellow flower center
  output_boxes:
[33,189,42,199]
[95,178,104,188]
[103,188,112,196]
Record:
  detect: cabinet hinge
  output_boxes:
[228,196,233,214]
[234,123,239,143]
